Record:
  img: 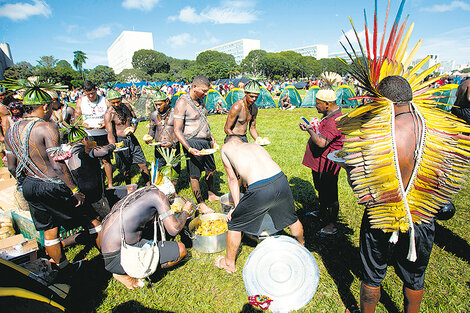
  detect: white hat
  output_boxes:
[316,89,337,102]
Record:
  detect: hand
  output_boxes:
[299,122,308,131]
[182,201,194,216]
[188,147,201,156]
[73,191,85,207]
[162,141,172,148]
[226,208,234,221]
[98,122,105,129]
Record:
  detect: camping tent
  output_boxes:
[335,85,358,108]
[204,89,228,113]
[132,94,154,120]
[279,86,302,107]
[433,84,459,111]
[224,88,245,109]
[170,91,186,107]
[294,81,308,89]
[255,86,276,109]
[0,259,67,312]
[301,86,320,107]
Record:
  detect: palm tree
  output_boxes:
[73,50,87,80]
[228,69,240,79]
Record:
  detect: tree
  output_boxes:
[462,67,470,73]
[241,49,267,76]
[37,56,58,69]
[3,61,34,80]
[228,69,240,79]
[55,60,80,87]
[73,50,87,80]
[117,68,150,83]
[278,51,304,78]
[88,65,116,86]
[132,50,170,76]
[195,51,238,81]
[151,72,172,82]
[259,53,290,80]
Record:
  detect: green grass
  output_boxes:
[59,108,470,312]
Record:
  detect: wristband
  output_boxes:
[72,186,79,193]
[188,147,193,153]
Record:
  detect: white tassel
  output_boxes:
[389,231,399,244]
[406,224,417,262]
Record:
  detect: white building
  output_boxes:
[0,43,14,80]
[197,39,260,64]
[288,44,328,59]
[107,31,154,74]
[410,54,440,74]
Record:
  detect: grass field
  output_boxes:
[31,107,470,312]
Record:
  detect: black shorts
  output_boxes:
[88,134,111,162]
[228,172,298,236]
[184,137,216,179]
[103,240,180,275]
[115,134,147,171]
[224,134,248,144]
[360,212,435,290]
[22,176,98,231]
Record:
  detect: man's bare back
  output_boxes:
[221,138,281,185]
[174,94,210,139]
[6,118,63,180]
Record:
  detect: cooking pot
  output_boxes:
[187,213,227,253]
[219,192,244,214]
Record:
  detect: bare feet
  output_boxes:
[208,192,220,202]
[198,202,214,214]
[214,256,236,273]
[113,273,145,290]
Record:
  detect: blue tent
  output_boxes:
[205,89,228,113]
[255,86,276,109]
[170,91,186,108]
[433,84,459,111]
[301,86,320,107]
[335,85,358,108]
[225,88,245,109]
[279,86,302,107]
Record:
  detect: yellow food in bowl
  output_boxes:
[195,219,228,236]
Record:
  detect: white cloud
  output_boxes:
[122,0,160,11]
[167,33,196,48]
[422,1,470,12]
[86,25,112,40]
[419,26,470,64]
[0,0,51,21]
[168,1,258,24]
[55,36,86,44]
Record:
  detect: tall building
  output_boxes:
[287,44,328,59]
[107,31,154,74]
[198,39,260,64]
[0,43,14,80]
[410,54,440,74]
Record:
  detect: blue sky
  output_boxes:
[1,0,469,70]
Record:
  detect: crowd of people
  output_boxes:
[0,67,469,312]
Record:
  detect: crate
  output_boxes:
[10,211,83,247]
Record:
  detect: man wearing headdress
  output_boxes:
[74,81,113,188]
[174,75,218,214]
[299,73,344,237]
[144,88,180,172]
[3,80,100,277]
[224,80,261,143]
[104,89,150,186]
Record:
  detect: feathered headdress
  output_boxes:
[60,116,87,144]
[336,0,470,261]
[317,72,342,102]
[147,84,168,102]
[1,77,66,105]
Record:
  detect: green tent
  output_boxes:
[133,94,154,120]
[224,88,245,109]
[433,84,459,112]
[255,86,276,109]
[279,86,302,107]
[170,91,186,108]
[204,89,228,113]
[335,85,358,108]
[301,86,320,107]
